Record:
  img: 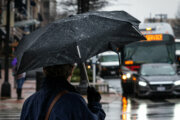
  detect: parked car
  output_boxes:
[133,63,180,97]
[98,51,120,78]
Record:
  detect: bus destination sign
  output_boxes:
[144,34,163,41]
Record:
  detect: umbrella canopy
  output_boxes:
[15,11,145,74]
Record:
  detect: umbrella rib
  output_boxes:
[76,45,81,58]
[132,25,143,36]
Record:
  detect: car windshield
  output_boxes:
[140,64,176,76]
[99,55,118,62]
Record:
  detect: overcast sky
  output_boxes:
[100,0,180,22]
[56,0,180,22]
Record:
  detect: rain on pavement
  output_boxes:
[1,78,180,120]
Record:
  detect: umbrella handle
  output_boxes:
[82,62,90,86]
[77,45,89,86]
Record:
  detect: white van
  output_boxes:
[98,51,120,77]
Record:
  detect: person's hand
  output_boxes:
[87,86,101,103]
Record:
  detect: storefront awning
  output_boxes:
[0,27,6,35]
[14,19,40,27]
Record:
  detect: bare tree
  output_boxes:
[56,0,77,18]
[172,4,180,38]
[89,0,107,11]
[56,0,107,18]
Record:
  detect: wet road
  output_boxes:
[1,78,180,120]
[103,78,180,120]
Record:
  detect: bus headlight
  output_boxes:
[126,73,131,79]
[139,81,147,87]
[122,75,127,80]
[174,80,180,86]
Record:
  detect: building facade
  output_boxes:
[0,0,58,57]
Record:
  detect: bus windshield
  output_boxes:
[130,45,169,63]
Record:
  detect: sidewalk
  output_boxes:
[0,69,122,111]
[0,69,36,111]
[0,69,36,99]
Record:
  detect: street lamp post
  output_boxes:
[1,0,11,97]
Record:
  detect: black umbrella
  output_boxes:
[15,11,145,76]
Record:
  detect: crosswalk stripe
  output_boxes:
[0,117,20,119]
[0,115,20,116]
[0,112,20,120]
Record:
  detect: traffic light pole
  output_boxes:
[1,0,11,98]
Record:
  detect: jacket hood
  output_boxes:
[42,76,78,93]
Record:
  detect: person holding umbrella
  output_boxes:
[20,64,105,120]
[16,11,145,120]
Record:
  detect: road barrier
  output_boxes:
[72,82,109,94]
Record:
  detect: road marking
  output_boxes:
[0,111,20,120]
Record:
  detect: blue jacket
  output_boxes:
[20,77,105,120]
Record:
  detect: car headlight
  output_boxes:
[174,80,180,86]
[138,81,147,87]
[126,73,131,79]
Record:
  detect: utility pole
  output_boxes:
[1,0,11,97]
[155,14,168,22]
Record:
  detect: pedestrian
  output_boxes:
[20,64,106,120]
[16,72,26,99]
[12,58,26,100]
